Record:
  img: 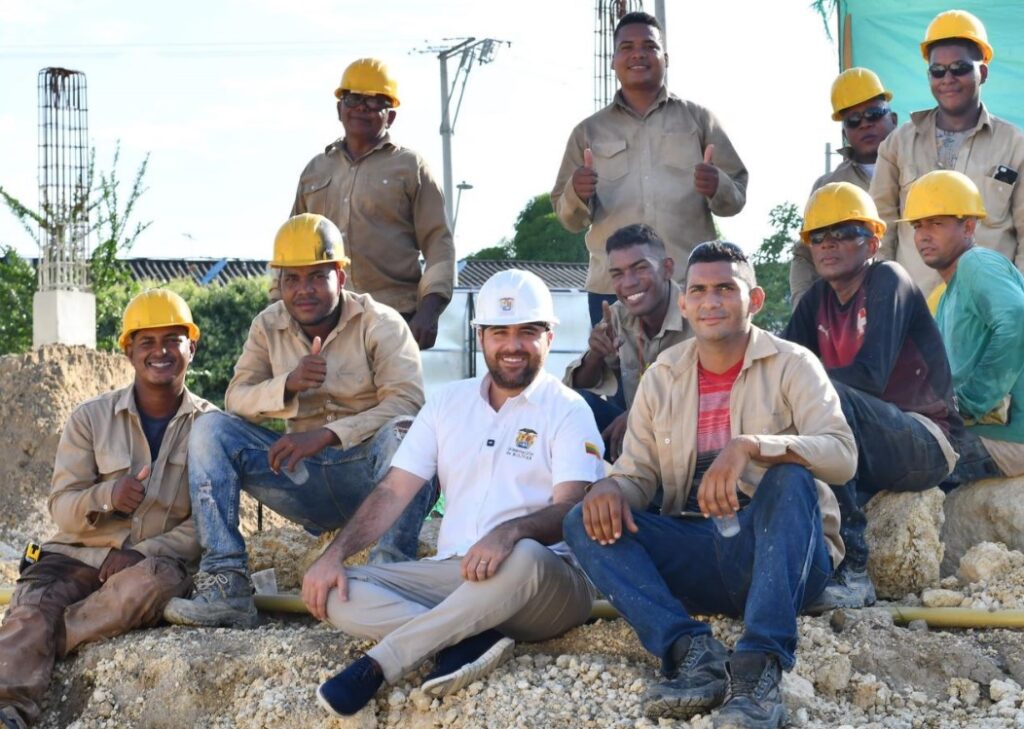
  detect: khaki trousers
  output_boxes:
[327,539,596,683]
[0,553,191,724]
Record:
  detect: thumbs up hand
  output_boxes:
[694,143,720,198]
[285,336,329,396]
[111,465,150,514]
[572,147,599,202]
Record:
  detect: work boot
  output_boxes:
[713,651,786,729]
[804,565,876,614]
[643,633,730,719]
[162,570,258,628]
[317,655,385,716]
[421,629,515,697]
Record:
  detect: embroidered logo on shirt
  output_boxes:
[817,323,830,340]
[584,441,601,458]
[857,307,867,338]
[507,428,538,460]
[499,297,515,312]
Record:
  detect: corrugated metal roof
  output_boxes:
[456,260,588,291]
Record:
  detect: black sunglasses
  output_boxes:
[340,93,392,111]
[807,224,873,246]
[842,106,891,130]
[928,60,976,79]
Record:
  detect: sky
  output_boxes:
[0,1,843,264]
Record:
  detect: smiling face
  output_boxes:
[280,263,345,330]
[612,21,667,93]
[337,95,396,146]
[928,43,986,119]
[479,322,552,395]
[126,325,194,389]
[681,261,764,347]
[608,243,674,320]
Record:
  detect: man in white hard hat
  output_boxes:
[291,57,455,350]
[790,68,898,308]
[304,269,605,718]
[870,9,1024,298]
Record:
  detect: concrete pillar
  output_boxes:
[32,289,96,349]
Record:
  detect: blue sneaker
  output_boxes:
[316,655,384,717]
[421,629,515,697]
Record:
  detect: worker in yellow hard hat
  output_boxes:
[290,58,455,351]
[0,289,216,729]
[869,9,1024,299]
[902,170,1024,484]
[783,181,963,614]
[790,68,898,309]
[164,213,431,630]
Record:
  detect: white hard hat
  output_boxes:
[471,269,559,327]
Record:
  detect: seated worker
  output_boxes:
[783,182,961,612]
[790,67,897,308]
[564,242,856,729]
[163,213,429,629]
[904,170,1024,482]
[0,290,215,729]
[302,270,605,718]
[565,223,688,460]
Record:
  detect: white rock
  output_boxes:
[990,678,1022,702]
[942,477,1024,575]
[922,588,966,607]
[781,672,815,710]
[959,542,1020,583]
[865,490,945,598]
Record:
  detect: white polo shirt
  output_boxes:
[392,370,605,560]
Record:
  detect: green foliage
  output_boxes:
[752,202,802,333]
[810,0,838,40]
[0,247,37,354]
[466,193,587,262]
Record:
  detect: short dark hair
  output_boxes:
[605,223,667,256]
[686,240,757,289]
[928,38,984,62]
[614,11,662,41]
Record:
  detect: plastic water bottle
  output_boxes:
[713,512,740,537]
[283,460,309,485]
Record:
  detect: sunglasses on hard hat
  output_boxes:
[928,60,976,79]
[842,106,891,130]
[340,93,393,111]
[807,224,873,246]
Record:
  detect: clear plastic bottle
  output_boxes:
[713,512,740,537]
[283,460,309,485]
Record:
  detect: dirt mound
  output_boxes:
[0,345,132,551]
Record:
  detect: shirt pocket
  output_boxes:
[592,139,628,182]
[95,451,132,482]
[897,164,920,210]
[299,176,333,214]
[660,130,702,172]
[159,445,191,519]
[978,172,1014,228]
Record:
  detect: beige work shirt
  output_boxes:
[291,134,455,314]
[563,280,690,407]
[45,386,217,569]
[551,88,748,294]
[226,292,424,450]
[870,105,1024,296]
[610,327,856,566]
[790,150,874,309]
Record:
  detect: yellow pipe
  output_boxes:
[0,587,1021,629]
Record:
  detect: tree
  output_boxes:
[0,246,37,354]
[466,193,587,262]
[752,202,801,333]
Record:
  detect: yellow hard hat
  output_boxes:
[800,182,886,244]
[897,170,987,223]
[270,213,350,269]
[830,68,892,121]
[921,10,993,63]
[119,289,200,351]
[334,58,400,107]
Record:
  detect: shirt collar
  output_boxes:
[612,86,671,118]
[669,325,776,376]
[477,370,547,408]
[912,103,992,133]
[266,291,364,342]
[114,384,201,419]
[326,133,394,159]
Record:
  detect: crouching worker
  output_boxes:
[164,214,429,629]
[302,270,605,717]
[0,290,215,729]
[564,242,857,729]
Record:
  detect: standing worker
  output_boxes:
[551,11,748,325]
[790,68,898,309]
[870,9,1024,298]
[292,58,455,349]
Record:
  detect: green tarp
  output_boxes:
[837,1,1024,129]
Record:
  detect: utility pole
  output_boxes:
[417,37,509,225]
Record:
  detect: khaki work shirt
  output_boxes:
[551,89,748,294]
[226,292,424,450]
[563,280,689,407]
[870,105,1024,296]
[291,135,455,314]
[610,328,856,566]
[45,386,217,569]
[790,150,874,309]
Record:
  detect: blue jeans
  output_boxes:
[942,427,1002,490]
[564,464,832,672]
[188,412,433,574]
[832,381,952,571]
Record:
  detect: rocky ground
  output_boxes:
[1,346,1022,728]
